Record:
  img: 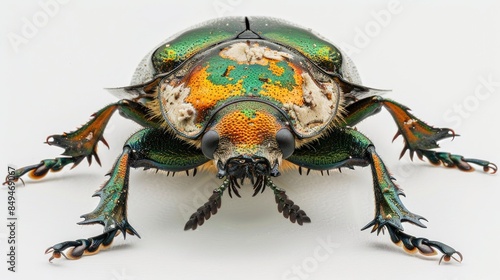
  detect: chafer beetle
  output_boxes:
[5,16,496,263]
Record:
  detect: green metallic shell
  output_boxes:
[108,17,383,139]
[121,16,361,89]
[151,17,344,77]
[151,18,246,75]
[249,17,343,74]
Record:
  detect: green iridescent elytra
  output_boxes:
[152,19,245,74]
[151,17,342,77]
[6,17,496,264]
[251,18,343,73]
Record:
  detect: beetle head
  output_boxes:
[201,101,294,182]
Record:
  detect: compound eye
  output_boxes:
[276,128,295,159]
[201,130,220,159]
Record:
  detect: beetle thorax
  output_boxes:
[156,39,342,140]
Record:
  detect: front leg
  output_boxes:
[46,128,209,261]
[46,144,138,261]
[362,145,426,231]
[287,128,461,263]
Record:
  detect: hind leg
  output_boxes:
[343,96,497,173]
[5,100,162,183]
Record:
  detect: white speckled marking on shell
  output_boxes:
[160,81,198,135]
[283,73,338,135]
[220,42,293,65]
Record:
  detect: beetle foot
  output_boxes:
[361,209,427,235]
[184,179,229,230]
[384,224,463,264]
[45,227,122,261]
[417,149,497,174]
[266,176,311,225]
[3,157,84,184]
[361,184,428,233]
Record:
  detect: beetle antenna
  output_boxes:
[265,176,311,225]
[184,179,229,230]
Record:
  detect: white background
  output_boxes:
[1,1,499,280]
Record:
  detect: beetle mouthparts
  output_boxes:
[216,155,280,198]
[218,155,280,178]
